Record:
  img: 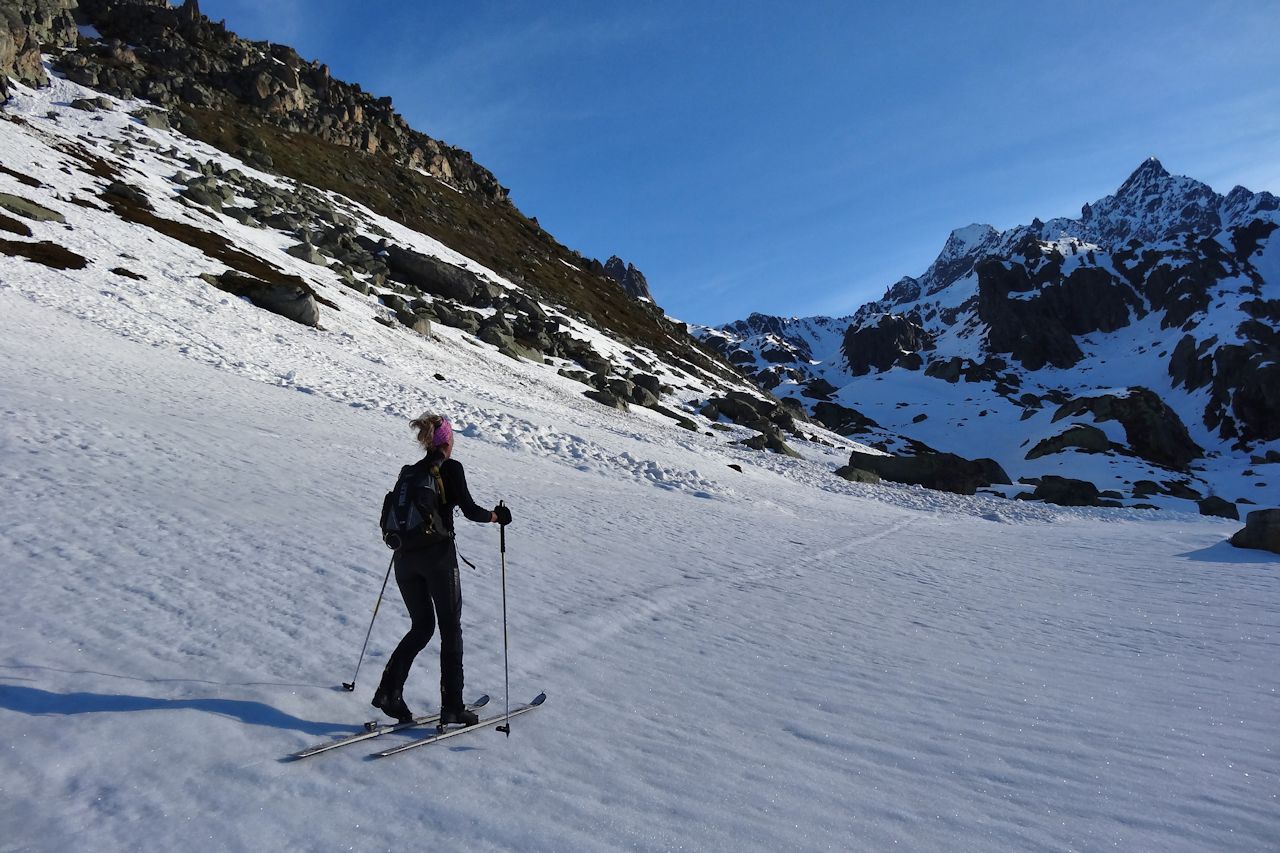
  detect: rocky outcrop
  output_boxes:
[603,256,654,302]
[977,245,1142,370]
[56,0,507,200]
[1229,509,1280,554]
[0,0,78,99]
[844,449,1010,496]
[841,313,934,376]
[1052,388,1202,470]
[701,392,802,457]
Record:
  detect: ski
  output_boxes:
[373,692,546,758]
[288,694,490,760]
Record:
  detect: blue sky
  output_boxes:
[190,0,1280,326]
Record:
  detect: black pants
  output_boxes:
[381,546,464,709]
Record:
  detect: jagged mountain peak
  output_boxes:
[1115,156,1171,193]
[1082,157,1223,247]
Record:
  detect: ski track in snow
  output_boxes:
[1,75,1278,853]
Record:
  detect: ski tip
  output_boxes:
[474,694,491,708]
[530,692,547,706]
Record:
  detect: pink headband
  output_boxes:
[432,418,453,448]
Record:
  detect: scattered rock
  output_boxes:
[109,267,146,280]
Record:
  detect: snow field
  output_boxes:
[2,289,1277,852]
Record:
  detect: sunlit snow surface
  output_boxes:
[1,73,1278,852]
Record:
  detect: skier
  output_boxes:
[372,412,512,726]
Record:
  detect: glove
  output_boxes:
[493,505,512,526]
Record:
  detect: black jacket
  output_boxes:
[431,455,492,533]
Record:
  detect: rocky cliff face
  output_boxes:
[51,0,505,200]
[0,0,78,98]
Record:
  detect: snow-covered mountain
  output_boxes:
[700,159,1280,511]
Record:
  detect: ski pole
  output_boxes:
[342,554,394,691]
[495,501,512,736]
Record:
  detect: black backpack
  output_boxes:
[380,461,450,550]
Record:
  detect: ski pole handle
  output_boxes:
[499,499,506,554]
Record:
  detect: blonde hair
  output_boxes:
[409,413,445,452]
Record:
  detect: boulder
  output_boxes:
[0,192,65,223]
[1023,475,1102,507]
[811,401,880,435]
[1198,496,1239,520]
[285,240,326,265]
[1025,424,1111,459]
[924,356,963,383]
[385,245,483,302]
[845,450,1011,496]
[431,302,481,333]
[1229,509,1280,554]
[70,96,113,111]
[584,389,628,410]
[800,378,838,400]
[204,271,319,327]
[834,466,880,484]
[1052,388,1202,470]
[737,431,802,458]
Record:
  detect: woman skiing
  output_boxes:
[372,413,512,726]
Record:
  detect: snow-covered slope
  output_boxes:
[702,160,1280,510]
[2,70,1279,853]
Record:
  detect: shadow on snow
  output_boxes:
[0,684,350,737]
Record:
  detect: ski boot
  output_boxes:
[439,705,479,727]
[371,688,414,724]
